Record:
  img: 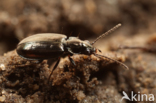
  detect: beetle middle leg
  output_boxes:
[48,57,61,83]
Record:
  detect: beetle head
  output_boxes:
[66,37,96,55]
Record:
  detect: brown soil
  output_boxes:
[0,0,156,103]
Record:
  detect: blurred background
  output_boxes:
[0,0,156,55]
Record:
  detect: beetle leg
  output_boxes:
[48,57,61,84]
[38,60,43,63]
[67,48,76,54]
[68,55,76,66]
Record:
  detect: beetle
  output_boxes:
[16,23,128,83]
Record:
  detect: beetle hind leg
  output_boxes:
[48,57,61,84]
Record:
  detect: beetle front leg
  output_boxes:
[68,55,76,66]
[67,48,78,55]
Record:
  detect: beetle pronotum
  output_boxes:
[16,23,129,83]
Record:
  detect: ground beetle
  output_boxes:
[16,24,128,83]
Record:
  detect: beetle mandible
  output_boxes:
[16,23,128,83]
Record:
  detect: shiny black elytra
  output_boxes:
[16,24,128,83]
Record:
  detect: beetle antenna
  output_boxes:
[91,23,122,45]
[94,53,129,70]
